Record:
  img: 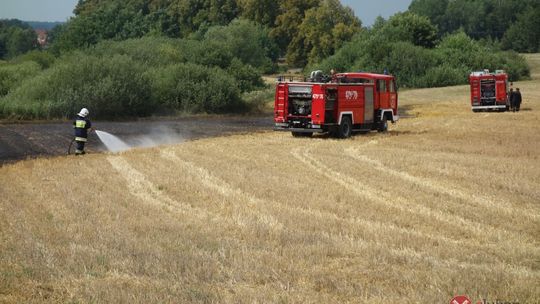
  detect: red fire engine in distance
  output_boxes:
[469,70,509,112]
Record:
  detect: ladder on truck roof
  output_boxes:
[276,84,287,119]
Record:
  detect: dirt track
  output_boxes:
[0,116,272,165]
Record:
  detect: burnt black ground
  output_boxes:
[0,116,272,165]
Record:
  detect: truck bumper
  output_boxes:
[472,105,506,110]
[274,123,325,133]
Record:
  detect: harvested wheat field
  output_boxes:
[1,65,540,304]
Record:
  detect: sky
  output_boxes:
[341,0,413,26]
[0,0,413,25]
[0,0,79,22]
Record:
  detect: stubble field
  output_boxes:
[1,56,539,303]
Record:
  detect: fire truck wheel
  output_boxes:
[378,116,388,132]
[338,116,352,138]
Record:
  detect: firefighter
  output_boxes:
[73,108,92,155]
[509,88,515,111]
[330,68,337,82]
[514,88,522,112]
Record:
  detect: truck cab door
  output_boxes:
[377,79,389,108]
[388,79,398,114]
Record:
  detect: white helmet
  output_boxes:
[78,108,89,117]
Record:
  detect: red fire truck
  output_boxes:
[469,70,509,112]
[274,71,399,138]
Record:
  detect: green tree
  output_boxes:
[204,19,278,72]
[237,0,280,27]
[409,0,448,30]
[0,20,37,59]
[4,27,37,58]
[384,12,438,48]
[270,0,320,57]
[294,0,360,66]
[166,0,238,37]
[501,6,540,53]
[51,2,151,53]
[409,0,537,41]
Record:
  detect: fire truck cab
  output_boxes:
[274,71,399,138]
[469,70,509,112]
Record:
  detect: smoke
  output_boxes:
[126,125,186,148]
[96,125,185,153]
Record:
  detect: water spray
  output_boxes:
[68,126,185,155]
[94,130,131,152]
[68,130,130,154]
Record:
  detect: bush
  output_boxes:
[0,34,269,119]
[1,53,154,119]
[495,51,530,82]
[88,37,265,92]
[0,61,41,96]
[227,58,264,93]
[90,37,186,67]
[146,63,243,113]
[418,64,467,87]
[12,50,56,69]
[380,41,437,87]
[242,86,275,113]
[435,32,530,81]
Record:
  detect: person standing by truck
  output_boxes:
[509,88,515,111]
[73,108,92,155]
[514,88,522,112]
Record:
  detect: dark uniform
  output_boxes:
[509,88,515,111]
[73,115,92,154]
[514,88,522,112]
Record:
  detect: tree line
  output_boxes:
[409,0,540,52]
[50,0,359,67]
[313,12,528,88]
[0,0,536,119]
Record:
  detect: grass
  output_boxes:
[523,53,540,80]
[1,57,539,303]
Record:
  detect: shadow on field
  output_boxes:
[306,129,424,140]
[398,105,418,118]
[385,129,428,135]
